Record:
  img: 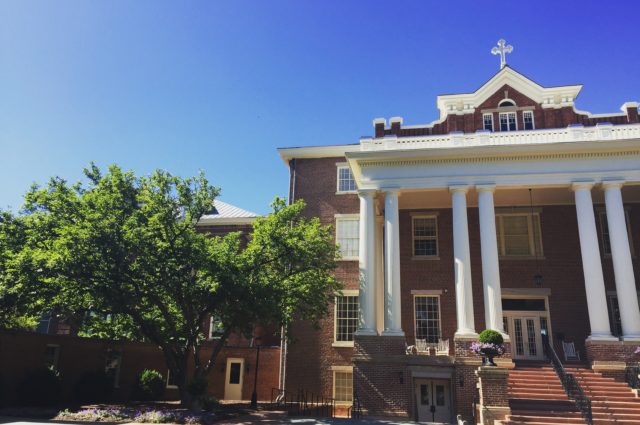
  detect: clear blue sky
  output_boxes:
[1,1,639,214]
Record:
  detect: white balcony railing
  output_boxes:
[359,123,640,152]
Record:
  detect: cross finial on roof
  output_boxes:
[491,39,513,69]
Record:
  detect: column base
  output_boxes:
[587,334,619,342]
[355,328,378,336]
[454,330,479,339]
[381,329,405,337]
[622,335,640,342]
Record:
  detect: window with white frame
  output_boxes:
[483,113,494,131]
[335,292,359,345]
[335,215,359,260]
[209,317,223,339]
[523,111,535,130]
[496,212,543,257]
[333,370,353,403]
[499,112,517,131]
[166,369,178,388]
[414,296,441,343]
[412,215,438,257]
[336,165,356,193]
[598,211,634,256]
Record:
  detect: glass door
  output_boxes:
[506,316,544,360]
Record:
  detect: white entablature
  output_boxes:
[436,66,582,119]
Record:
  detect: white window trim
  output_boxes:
[166,369,178,389]
[411,214,439,259]
[333,289,359,347]
[483,113,494,131]
[496,212,544,259]
[209,317,222,340]
[498,98,517,107]
[332,368,354,405]
[336,163,356,195]
[598,209,635,257]
[335,214,360,261]
[523,110,535,130]
[499,111,518,131]
[413,294,442,343]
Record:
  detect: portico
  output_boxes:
[349,124,640,347]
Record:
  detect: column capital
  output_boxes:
[357,189,376,198]
[476,184,496,193]
[571,181,595,191]
[602,180,625,190]
[381,187,401,195]
[449,184,470,194]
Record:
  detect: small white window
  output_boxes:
[336,165,356,194]
[499,112,517,131]
[333,370,353,404]
[499,99,516,107]
[334,291,359,346]
[599,211,634,256]
[483,113,494,131]
[523,111,535,130]
[335,215,359,260]
[496,212,543,257]
[209,317,223,339]
[414,296,441,343]
[412,215,438,257]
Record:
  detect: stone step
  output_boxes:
[510,392,570,400]
[506,415,585,424]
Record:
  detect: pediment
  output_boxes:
[436,67,583,119]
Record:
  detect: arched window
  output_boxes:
[499,99,516,107]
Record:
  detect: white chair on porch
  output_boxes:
[436,339,450,356]
[562,341,581,361]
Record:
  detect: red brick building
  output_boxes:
[277,65,640,422]
[11,200,282,405]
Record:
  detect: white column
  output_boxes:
[477,185,505,335]
[382,189,404,336]
[450,186,476,337]
[375,215,385,334]
[356,190,377,335]
[572,182,616,340]
[603,181,640,340]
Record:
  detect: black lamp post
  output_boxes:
[250,337,262,409]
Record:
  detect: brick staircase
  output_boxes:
[502,364,585,424]
[566,366,640,424]
[500,364,640,425]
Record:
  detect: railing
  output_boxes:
[348,394,362,419]
[270,387,335,418]
[626,363,640,390]
[359,123,640,152]
[541,331,593,425]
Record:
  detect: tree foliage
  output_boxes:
[1,164,341,406]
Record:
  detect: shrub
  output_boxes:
[478,329,504,345]
[73,369,113,404]
[134,369,165,401]
[201,395,219,412]
[16,366,62,406]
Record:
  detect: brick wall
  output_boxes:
[0,331,280,406]
[285,154,640,415]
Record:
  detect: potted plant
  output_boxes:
[471,330,505,366]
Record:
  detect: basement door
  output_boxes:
[415,379,452,423]
[224,358,244,400]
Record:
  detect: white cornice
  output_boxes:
[277,145,357,164]
[197,216,258,226]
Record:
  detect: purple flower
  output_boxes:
[635,346,640,354]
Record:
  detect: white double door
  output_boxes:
[415,379,452,423]
[504,315,545,361]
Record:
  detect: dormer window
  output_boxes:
[499,112,517,131]
[483,113,494,131]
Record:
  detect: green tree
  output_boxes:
[13,164,340,406]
